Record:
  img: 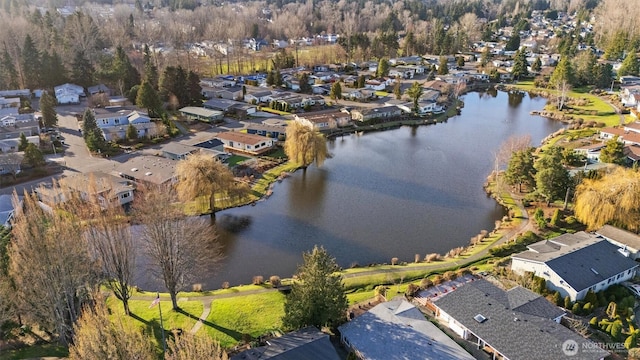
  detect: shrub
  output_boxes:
[564,296,572,309]
[552,291,562,306]
[534,208,546,229]
[252,276,264,285]
[611,320,623,340]
[405,283,420,297]
[269,275,281,288]
[374,285,387,299]
[425,253,442,262]
[583,302,592,314]
[414,254,421,263]
[221,281,230,289]
[443,271,457,281]
[391,257,399,265]
[589,316,598,328]
[625,334,637,350]
[432,275,444,285]
[192,283,203,292]
[420,278,433,289]
[550,209,561,227]
[571,302,581,315]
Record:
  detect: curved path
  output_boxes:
[130,191,531,334]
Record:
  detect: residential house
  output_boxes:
[203,98,256,116]
[161,143,200,160]
[179,107,224,123]
[351,106,403,122]
[244,90,273,104]
[0,194,20,227]
[0,152,23,176]
[0,90,30,98]
[0,97,20,109]
[625,144,640,165]
[431,278,607,360]
[87,84,111,97]
[54,83,84,104]
[511,231,638,301]
[388,68,415,79]
[620,76,640,85]
[311,84,331,95]
[200,76,236,88]
[116,155,177,186]
[61,172,134,208]
[339,299,475,360]
[216,85,244,101]
[364,79,387,91]
[215,131,274,155]
[422,80,450,93]
[230,327,340,360]
[301,95,326,107]
[94,107,154,141]
[294,110,351,131]
[599,127,640,146]
[397,64,426,75]
[421,89,441,102]
[596,225,640,260]
[574,142,606,163]
[417,100,444,114]
[0,114,39,152]
[245,124,286,140]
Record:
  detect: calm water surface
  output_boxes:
[139,90,566,290]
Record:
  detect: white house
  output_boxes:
[93,107,154,141]
[511,232,638,301]
[54,83,84,104]
[215,131,274,155]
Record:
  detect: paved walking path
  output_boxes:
[129,191,531,335]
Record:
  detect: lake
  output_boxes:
[138,90,566,290]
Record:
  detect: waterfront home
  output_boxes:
[511,232,638,301]
[294,110,351,131]
[36,172,135,209]
[339,299,475,360]
[115,155,177,186]
[215,131,274,155]
[431,278,607,360]
[245,123,286,139]
[231,327,340,360]
[350,106,403,122]
[599,127,640,146]
[574,142,605,163]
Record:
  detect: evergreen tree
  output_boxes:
[573,51,597,86]
[330,81,342,100]
[187,71,203,106]
[480,47,491,67]
[505,34,521,52]
[41,50,66,89]
[594,63,614,89]
[266,70,275,87]
[299,73,312,94]
[274,70,283,87]
[405,81,423,113]
[136,81,162,117]
[603,30,628,60]
[18,133,28,151]
[600,136,627,165]
[511,49,529,80]
[109,46,140,96]
[618,49,639,77]
[71,50,94,89]
[531,57,542,72]
[505,148,536,192]
[160,66,188,106]
[356,75,366,89]
[282,246,348,330]
[0,45,18,89]
[126,124,138,141]
[82,109,106,152]
[376,58,389,77]
[39,91,58,129]
[393,81,402,100]
[20,34,41,89]
[437,56,449,75]
[142,44,158,89]
[535,146,571,205]
[23,143,44,168]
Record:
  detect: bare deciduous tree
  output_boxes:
[165,331,228,360]
[81,176,136,316]
[69,296,156,360]
[133,186,222,310]
[10,188,97,345]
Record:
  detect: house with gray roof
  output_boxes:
[511,231,638,301]
[230,327,340,360]
[596,225,640,260]
[432,279,608,360]
[338,299,475,360]
[115,155,177,186]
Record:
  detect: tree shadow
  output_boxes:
[176,308,244,341]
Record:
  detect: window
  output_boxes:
[102,119,108,125]
[115,119,120,124]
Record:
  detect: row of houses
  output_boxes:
[576,121,640,165]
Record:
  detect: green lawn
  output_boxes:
[0,344,69,360]
[203,292,285,348]
[108,298,203,349]
[226,155,249,166]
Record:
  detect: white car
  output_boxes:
[622,282,640,298]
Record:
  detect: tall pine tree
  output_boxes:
[39,91,58,129]
[20,35,41,89]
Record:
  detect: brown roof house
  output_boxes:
[215,131,274,155]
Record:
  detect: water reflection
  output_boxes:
[136,90,566,290]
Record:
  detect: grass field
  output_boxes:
[0,344,69,360]
[203,292,285,348]
[512,81,622,127]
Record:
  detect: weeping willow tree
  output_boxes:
[575,167,640,231]
[175,152,248,218]
[284,121,328,170]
